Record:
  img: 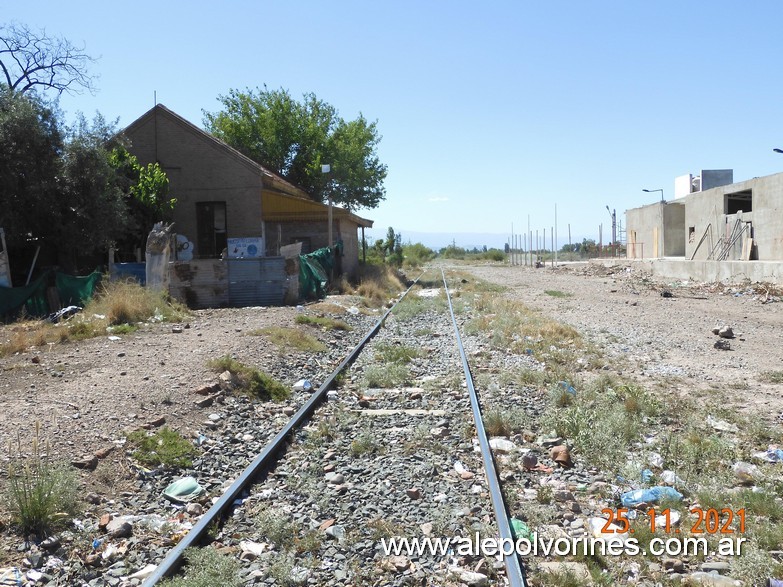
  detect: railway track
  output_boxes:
[143,269,527,586]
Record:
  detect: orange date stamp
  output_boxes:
[600,507,747,534]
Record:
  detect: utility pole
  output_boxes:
[606,205,617,249]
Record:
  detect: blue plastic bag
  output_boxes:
[621,486,682,507]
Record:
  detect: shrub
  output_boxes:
[355,265,405,306]
[402,243,435,268]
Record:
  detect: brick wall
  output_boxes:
[126,112,263,258]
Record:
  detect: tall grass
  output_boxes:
[0,279,189,356]
[355,265,405,306]
[85,279,189,325]
[5,423,79,536]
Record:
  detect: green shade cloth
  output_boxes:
[55,270,101,306]
[0,270,50,318]
[298,241,342,300]
[0,269,102,319]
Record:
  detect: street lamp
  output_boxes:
[643,188,664,202]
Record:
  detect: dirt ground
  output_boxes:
[2,261,782,478]
[465,261,783,422]
[1,261,783,581]
[0,303,372,490]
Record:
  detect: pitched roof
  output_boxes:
[122,104,373,228]
[123,103,310,199]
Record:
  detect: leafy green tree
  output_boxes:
[0,88,63,247]
[385,227,396,255]
[0,89,172,270]
[580,238,597,255]
[52,114,129,269]
[204,86,387,211]
[109,145,175,244]
[372,238,387,263]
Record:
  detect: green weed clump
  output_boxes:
[250,326,327,353]
[362,363,410,388]
[463,294,583,360]
[539,379,658,472]
[759,370,783,384]
[208,355,289,401]
[159,547,242,587]
[295,314,351,331]
[350,429,380,456]
[5,423,79,536]
[374,342,423,364]
[484,407,528,437]
[392,292,447,320]
[127,427,197,468]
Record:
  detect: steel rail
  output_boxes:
[144,273,423,585]
[441,268,528,587]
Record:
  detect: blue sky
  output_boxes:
[5,1,783,249]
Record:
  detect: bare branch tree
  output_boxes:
[0,22,97,96]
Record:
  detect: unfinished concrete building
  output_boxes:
[625,169,783,282]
